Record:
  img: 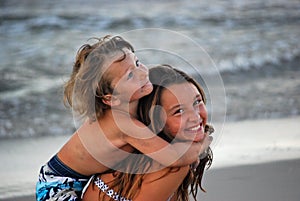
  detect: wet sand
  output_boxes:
[1,116,300,201]
[4,159,300,201]
[198,159,300,201]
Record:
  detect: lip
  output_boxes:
[186,122,203,132]
[141,80,153,91]
[185,122,205,142]
[188,124,201,131]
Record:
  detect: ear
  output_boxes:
[102,94,121,107]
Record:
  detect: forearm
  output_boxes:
[169,142,202,167]
[145,141,201,167]
[169,133,212,167]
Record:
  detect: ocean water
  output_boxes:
[1,1,300,199]
[1,0,300,138]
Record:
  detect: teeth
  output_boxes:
[189,125,200,131]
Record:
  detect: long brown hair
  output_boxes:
[94,64,213,201]
[138,64,213,200]
[63,35,134,121]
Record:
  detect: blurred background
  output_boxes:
[1,0,300,200]
[1,0,300,139]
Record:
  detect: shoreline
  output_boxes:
[4,159,300,201]
[210,115,300,169]
[198,158,300,201]
[1,116,300,200]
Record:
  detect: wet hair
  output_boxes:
[93,64,213,201]
[138,64,213,200]
[138,64,207,134]
[63,35,134,121]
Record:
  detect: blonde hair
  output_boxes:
[94,65,213,201]
[63,35,134,121]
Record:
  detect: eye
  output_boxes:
[174,108,184,115]
[135,60,140,67]
[127,71,133,80]
[193,99,203,106]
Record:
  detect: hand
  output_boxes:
[190,133,212,171]
[204,124,214,135]
[198,133,213,157]
[199,124,214,159]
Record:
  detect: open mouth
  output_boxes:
[189,124,201,131]
[187,122,203,132]
[184,122,205,142]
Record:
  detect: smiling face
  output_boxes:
[160,82,208,143]
[108,48,153,103]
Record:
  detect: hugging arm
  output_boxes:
[118,115,212,167]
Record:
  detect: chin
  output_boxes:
[193,133,205,142]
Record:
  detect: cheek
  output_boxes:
[164,118,182,138]
[199,105,208,123]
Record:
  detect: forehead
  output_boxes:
[161,82,200,106]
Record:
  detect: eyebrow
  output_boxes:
[112,49,134,63]
[113,53,126,63]
[167,93,202,112]
[167,104,182,114]
[119,53,137,79]
[195,94,202,100]
[126,53,138,70]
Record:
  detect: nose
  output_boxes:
[188,108,201,123]
[135,63,148,80]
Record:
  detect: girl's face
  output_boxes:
[160,82,207,143]
[108,49,153,103]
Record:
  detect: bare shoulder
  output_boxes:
[134,166,190,201]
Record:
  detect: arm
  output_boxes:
[116,114,212,167]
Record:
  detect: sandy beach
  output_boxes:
[3,159,300,201]
[1,1,300,201]
[1,116,300,201]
